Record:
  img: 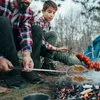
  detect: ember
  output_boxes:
[54,83,100,100]
[54,70,100,100]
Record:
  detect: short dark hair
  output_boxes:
[43,0,58,11]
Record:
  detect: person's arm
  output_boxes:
[43,39,68,52]
[22,50,34,71]
[0,57,13,72]
[19,8,34,71]
[19,9,33,53]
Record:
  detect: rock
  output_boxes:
[0,87,8,94]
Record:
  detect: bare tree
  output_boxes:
[53,1,100,52]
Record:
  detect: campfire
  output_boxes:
[51,52,100,100]
[54,69,100,100]
[54,82,100,100]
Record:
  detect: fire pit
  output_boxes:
[54,70,100,100]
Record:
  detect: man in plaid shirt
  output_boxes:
[0,0,44,89]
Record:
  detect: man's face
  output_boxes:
[42,7,56,23]
[21,0,32,8]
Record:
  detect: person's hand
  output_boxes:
[0,58,13,72]
[56,47,68,52]
[22,51,34,72]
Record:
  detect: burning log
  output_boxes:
[54,61,100,100]
[54,80,100,100]
[81,92,89,98]
[83,84,93,88]
[80,88,93,95]
[80,91,95,99]
[98,92,100,100]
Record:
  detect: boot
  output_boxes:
[42,58,59,76]
[22,71,45,84]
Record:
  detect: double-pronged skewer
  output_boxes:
[8,65,92,83]
[8,65,88,74]
[8,66,67,73]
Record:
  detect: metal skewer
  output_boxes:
[27,68,67,73]
[8,66,67,73]
[8,66,92,82]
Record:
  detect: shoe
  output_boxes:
[42,62,60,76]
[5,75,28,89]
[22,71,45,84]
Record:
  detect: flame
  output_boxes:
[81,92,94,99]
[98,98,100,100]
[84,92,89,98]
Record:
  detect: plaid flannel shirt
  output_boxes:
[0,0,33,52]
[34,16,56,50]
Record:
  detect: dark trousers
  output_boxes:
[42,31,57,63]
[53,52,82,66]
[31,25,42,68]
[0,16,20,76]
[0,16,19,66]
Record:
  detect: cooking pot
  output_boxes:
[23,93,50,100]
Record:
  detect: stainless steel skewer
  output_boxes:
[28,68,67,73]
[9,66,67,73]
[8,66,92,82]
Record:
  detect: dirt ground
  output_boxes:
[0,63,67,100]
[0,74,60,100]
[0,61,70,100]
[0,62,97,100]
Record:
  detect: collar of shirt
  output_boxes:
[41,16,51,32]
[41,16,50,26]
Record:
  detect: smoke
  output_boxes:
[82,70,100,84]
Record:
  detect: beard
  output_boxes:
[20,2,30,11]
[16,0,30,12]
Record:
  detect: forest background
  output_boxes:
[30,0,100,53]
